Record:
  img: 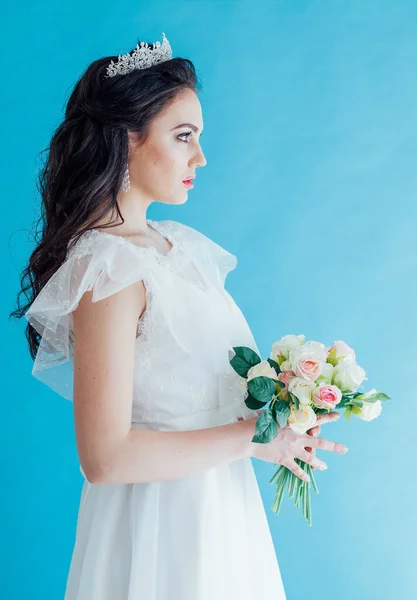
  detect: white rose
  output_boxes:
[331,340,356,362]
[356,400,382,421]
[316,362,334,384]
[288,342,328,371]
[270,334,305,360]
[247,360,277,381]
[288,377,317,405]
[332,359,366,392]
[288,405,317,435]
[280,360,292,372]
[301,341,329,362]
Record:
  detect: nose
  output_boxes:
[191,145,207,169]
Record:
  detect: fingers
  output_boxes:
[306,424,320,447]
[314,411,340,426]
[297,450,327,471]
[307,412,339,437]
[306,435,348,454]
[283,459,310,483]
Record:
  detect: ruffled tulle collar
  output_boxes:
[90,219,180,262]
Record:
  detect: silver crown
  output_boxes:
[105,32,172,78]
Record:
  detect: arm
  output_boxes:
[72,277,256,484]
[97,417,255,484]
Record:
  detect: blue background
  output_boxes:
[4,1,416,598]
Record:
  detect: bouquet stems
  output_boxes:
[269,460,320,527]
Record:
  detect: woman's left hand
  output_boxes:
[306,411,340,468]
[239,409,341,470]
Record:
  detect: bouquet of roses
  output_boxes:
[230,334,390,526]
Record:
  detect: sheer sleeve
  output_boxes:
[170,220,238,288]
[24,231,153,401]
[203,235,237,287]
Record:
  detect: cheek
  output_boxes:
[151,143,182,177]
[157,137,180,159]
[134,140,185,193]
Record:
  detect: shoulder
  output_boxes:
[163,219,238,287]
[25,228,152,334]
[24,228,151,401]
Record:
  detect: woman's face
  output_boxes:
[128,88,206,205]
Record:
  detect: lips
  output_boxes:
[182,176,195,183]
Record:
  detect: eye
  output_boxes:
[177,130,193,143]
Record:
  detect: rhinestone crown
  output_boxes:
[105,32,172,78]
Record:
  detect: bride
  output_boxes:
[13,32,348,599]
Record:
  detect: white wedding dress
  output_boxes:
[25,219,287,599]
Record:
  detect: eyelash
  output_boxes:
[178,131,193,143]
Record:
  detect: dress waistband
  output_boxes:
[130,399,258,432]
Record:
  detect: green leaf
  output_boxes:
[313,407,331,414]
[275,354,288,366]
[247,375,276,403]
[252,408,278,444]
[354,391,391,403]
[229,346,261,378]
[351,405,362,416]
[267,357,281,375]
[338,396,351,408]
[273,400,291,429]
[327,347,338,366]
[344,405,352,422]
[289,391,300,411]
[245,392,268,410]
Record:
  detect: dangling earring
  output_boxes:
[121,162,131,192]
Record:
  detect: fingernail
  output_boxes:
[341,446,348,453]
[319,464,328,470]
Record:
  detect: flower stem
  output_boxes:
[271,468,286,512]
[269,464,285,484]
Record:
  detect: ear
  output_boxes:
[127,130,135,148]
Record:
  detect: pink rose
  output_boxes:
[295,357,322,381]
[312,385,342,409]
[278,370,296,388]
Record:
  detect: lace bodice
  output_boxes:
[24,219,261,430]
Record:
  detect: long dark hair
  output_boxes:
[10,39,201,360]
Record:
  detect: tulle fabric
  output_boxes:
[24,219,245,401]
[24,228,153,400]
[25,219,287,599]
[64,456,286,600]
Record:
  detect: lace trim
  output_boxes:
[67,219,184,264]
[135,346,159,369]
[136,279,158,340]
[66,221,185,342]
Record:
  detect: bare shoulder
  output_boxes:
[72,278,146,482]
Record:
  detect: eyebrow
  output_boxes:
[170,123,203,136]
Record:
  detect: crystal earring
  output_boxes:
[121,162,131,192]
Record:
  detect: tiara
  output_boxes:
[105,32,172,78]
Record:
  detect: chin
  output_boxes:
[174,191,189,205]
[159,193,188,206]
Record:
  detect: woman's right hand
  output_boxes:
[247,415,349,483]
